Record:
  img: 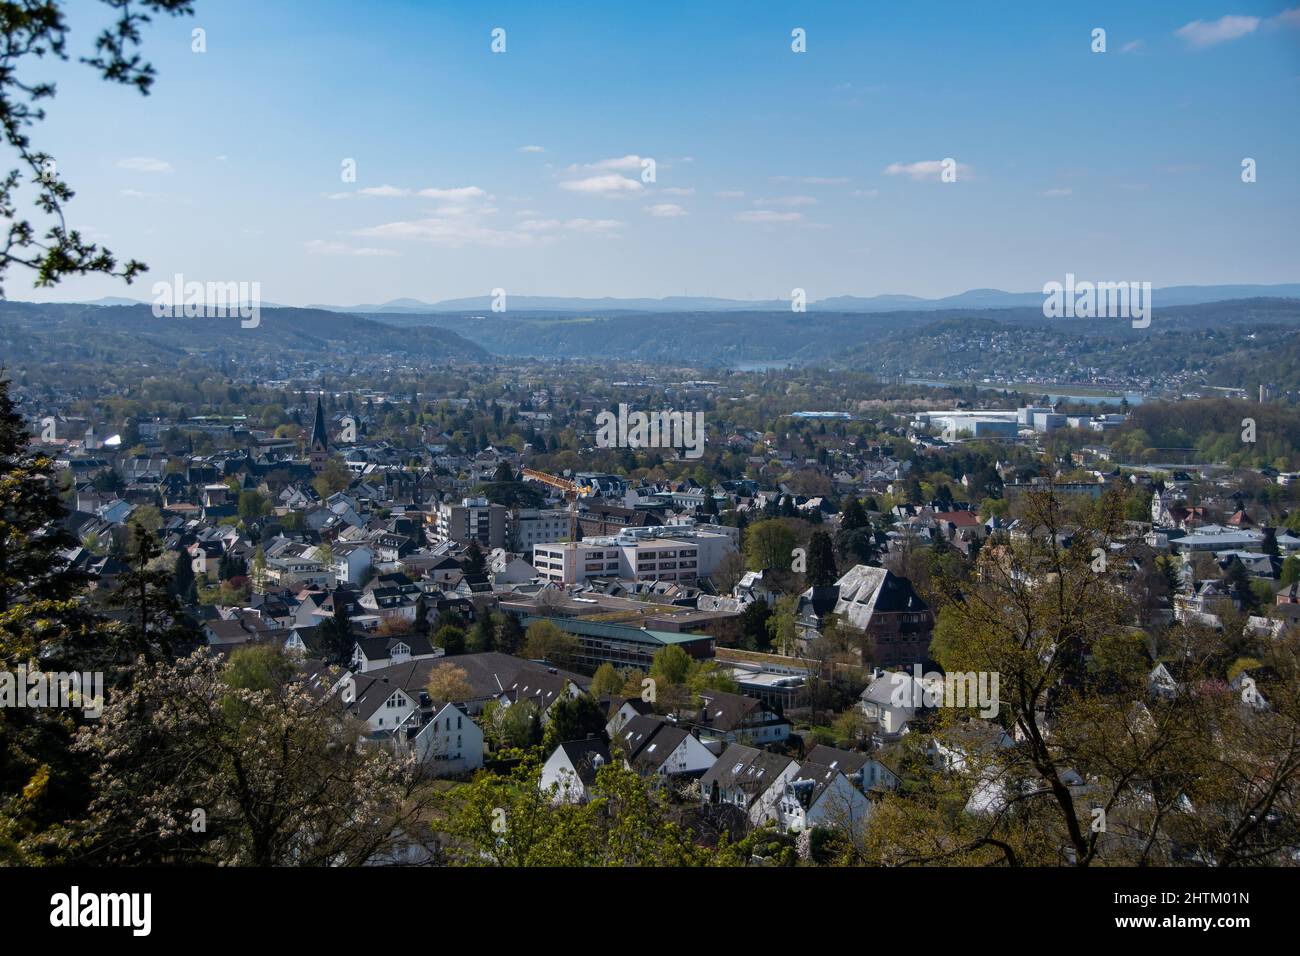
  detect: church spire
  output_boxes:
[309,392,329,474]
[311,393,328,453]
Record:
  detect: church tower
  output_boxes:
[309,394,329,474]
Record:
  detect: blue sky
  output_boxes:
[18,0,1300,305]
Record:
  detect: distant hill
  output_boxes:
[353,297,1300,363]
[0,301,489,367]
[301,283,1300,315]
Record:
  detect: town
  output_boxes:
[4,345,1297,867]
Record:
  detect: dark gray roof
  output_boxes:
[557,739,612,787]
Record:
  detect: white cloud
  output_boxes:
[644,203,687,217]
[851,189,880,198]
[305,240,398,257]
[1120,39,1144,53]
[518,145,546,152]
[117,157,172,173]
[416,186,489,201]
[1040,187,1073,197]
[1175,14,1260,48]
[559,174,644,197]
[357,212,620,247]
[801,176,850,185]
[359,184,410,197]
[660,186,695,196]
[735,210,802,223]
[565,154,644,173]
[883,159,972,182]
[715,190,745,199]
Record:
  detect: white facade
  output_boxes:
[511,509,571,552]
[409,702,483,775]
[648,733,717,777]
[532,528,734,585]
[778,769,872,834]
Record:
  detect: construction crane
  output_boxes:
[520,467,594,542]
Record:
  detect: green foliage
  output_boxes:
[523,620,579,668]
[744,518,797,572]
[649,644,692,686]
[434,625,466,656]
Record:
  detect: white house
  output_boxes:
[699,743,800,827]
[859,669,934,740]
[927,721,1015,774]
[351,634,441,673]
[406,702,484,775]
[540,738,612,804]
[324,542,373,585]
[605,697,654,738]
[803,744,900,794]
[615,715,717,779]
[345,674,419,734]
[777,762,872,835]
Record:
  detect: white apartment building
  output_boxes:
[532,527,734,585]
[510,508,572,552]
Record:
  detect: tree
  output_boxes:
[523,620,579,668]
[171,548,195,599]
[1281,555,1300,587]
[467,613,496,653]
[858,487,1300,869]
[805,530,838,587]
[744,518,797,572]
[0,0,197,298]
[590,662,624,697]
[462,539,487,578]
[439,757,726,866]
[497,613,524,655]
[711,550,746,595]
[765,595,797,655]
[74,652,434,865]
[317,590,355,665]
[224,644,295,692]
[543,695,607,749]
[0,379,88,613]
[840,496,869,532]
[1223,557,1260,614]
[238,490,268,522]
[426,663,473,703]
[739,599,773,651]
[0,380,101,862]
[312,457,352,498]
[105,524,192,665]
[480,698,544,750]
[1261,526,1280,559]
[434,625,466,656]
[649,644,692,686]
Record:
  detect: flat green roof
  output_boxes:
[520,614,711,646]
